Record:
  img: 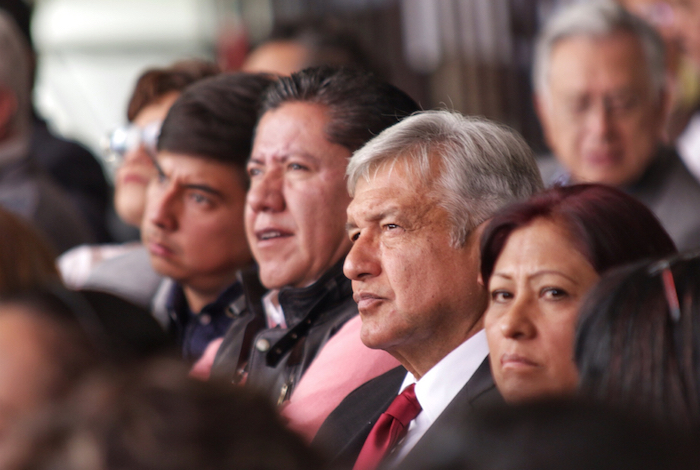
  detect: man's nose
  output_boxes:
[147,182,179,232]
[344,233,382,281]
[247,170,285,213]
[587,100,616,140]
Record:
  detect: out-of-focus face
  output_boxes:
[242,40,310,76]
[246,102,353,289]
[536,32,666,187]
[114,92,180,227]
[621,0,682,68]
[344,163,486,376]
[142,152,251,298]
[0,310,55,439]
[484,218,600,403]
[670,0,700,67]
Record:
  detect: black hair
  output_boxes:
[259,66,419,152]
[400,399,699,470]
[576,254,700,429]
[158,72,276,174]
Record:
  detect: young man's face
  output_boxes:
[141,152,251,295]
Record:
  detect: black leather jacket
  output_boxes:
[212,259,358,405]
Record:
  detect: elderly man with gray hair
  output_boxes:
[312,110,543,470]
[534,0,700,251]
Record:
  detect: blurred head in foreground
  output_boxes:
[396,399,699,470]
[577,252,700,428]
[0,207,59,294]
[0,288,172,440]
[0,358,323,470]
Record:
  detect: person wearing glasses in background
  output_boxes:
[59,61,219,305]
[534,1,700,251]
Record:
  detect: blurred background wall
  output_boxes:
[30,0,579,165]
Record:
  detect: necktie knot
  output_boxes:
[352,383,422,470]
[384,384,421,427]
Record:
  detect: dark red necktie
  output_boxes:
[352,383,422,470]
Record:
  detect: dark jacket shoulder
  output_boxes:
[313,366,407,468]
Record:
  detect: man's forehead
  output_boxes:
[549,32,650,79]
[546,33,657,102]
[349,169,435,221]
[157,152,243,190]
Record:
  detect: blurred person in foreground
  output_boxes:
[0,206,59,294]
[140,73,274,363]
[211,67,418,435]
[313,111,542,470]
[59,60,219,308]
[0,207,171,440]
[480,184,676,404]
[0,10,93,254]
[576,252,700,429]
[396,399,699,470]
[534,1,700,250]
[0,358,323,470]
[0,288,171,441]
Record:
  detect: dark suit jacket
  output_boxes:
[313,357,502,469]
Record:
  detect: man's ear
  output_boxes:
[477,271,485,288]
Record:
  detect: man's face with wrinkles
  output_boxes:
[245,102,353,289]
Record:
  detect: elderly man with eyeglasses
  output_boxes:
[535,1,700,251]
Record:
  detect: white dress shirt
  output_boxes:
[390,330,489,463]
[262,290,286,328]
[678,111,700,183]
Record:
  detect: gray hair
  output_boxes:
[533,0,666,99]
[0,11,30,135]
[347,110,544,247]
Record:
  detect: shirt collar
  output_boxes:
[166,281,244,324]
[399,329,489,423]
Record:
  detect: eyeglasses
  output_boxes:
[101,120,162,168]
[647,250,700,322]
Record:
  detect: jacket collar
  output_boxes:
[276,257,353,327]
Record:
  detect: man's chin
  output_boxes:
[149,256,184,280]
[573,167,633,187]
[359,324,391,351]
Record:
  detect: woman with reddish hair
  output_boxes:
[480,184,676,403]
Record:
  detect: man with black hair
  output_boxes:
[212,67,419,418]
[140,73,274,361]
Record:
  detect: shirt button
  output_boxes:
[200,314,211,325]
[255,338,270,352]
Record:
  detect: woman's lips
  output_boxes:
[500,353,539,369]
